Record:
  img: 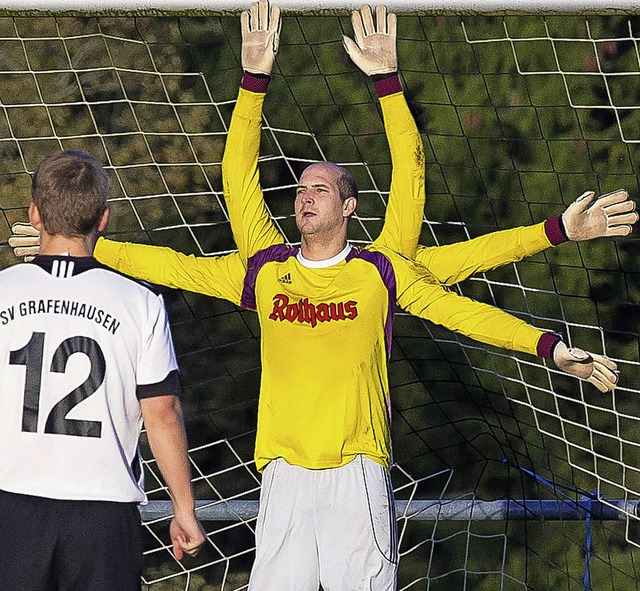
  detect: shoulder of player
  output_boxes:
[359,243,401,266]
[248,243,298,269]
[0,263,33,277]
[363,245,439,282]
[28,256,165,298]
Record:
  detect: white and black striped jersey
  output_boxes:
[0,255,181,503]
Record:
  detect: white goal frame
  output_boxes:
[0,0,639,15]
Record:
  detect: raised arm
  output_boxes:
[416,189,637,285]
[380,246,619,392]
[344,5,425,257]
[222,0,284,263]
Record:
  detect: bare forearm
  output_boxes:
[142,396,195,514]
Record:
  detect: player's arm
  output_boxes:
[94,237,246,305]
[416,189,637,285]
[344,5,425,257]
[141,395,206,560]
[222,0,284,263]
[392,251,551,357]
[8,225,247,304]
[138,296,205,560]
[382,246,618,392]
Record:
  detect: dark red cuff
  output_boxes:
[241,72,270,93]
[374,73,402,98]
[544,216,569,246]
[537,333,562,358]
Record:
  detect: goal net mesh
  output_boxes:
[0,8,638,591]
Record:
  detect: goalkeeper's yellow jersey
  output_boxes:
[95,237,549,472]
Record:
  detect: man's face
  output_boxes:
[295,164,350,237]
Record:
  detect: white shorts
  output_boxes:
[248,455,398,591]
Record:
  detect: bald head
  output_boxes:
[302,162,358,204]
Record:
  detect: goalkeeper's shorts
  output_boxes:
[248,454,398,591]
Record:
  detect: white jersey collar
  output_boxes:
[296,242,352,269]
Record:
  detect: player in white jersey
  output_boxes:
[0,150,205,591]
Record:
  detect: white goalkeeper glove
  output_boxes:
[342,5,397,76]
[8,222,40,262]
[561,189,638,241]
[241,0,281,76]
[552,341,618,393]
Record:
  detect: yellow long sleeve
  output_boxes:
[222,86,284,262]
[94,237,245,305]
[372,91,425,257]
[415,222,552,285]
[377,246,545,356]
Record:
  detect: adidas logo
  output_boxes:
[277,273,292,284]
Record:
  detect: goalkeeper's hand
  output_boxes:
[552,341,618,393]
[241,0,281,76]
[343,5,397,76]
[561,189,638,241]
[8,222,40,261]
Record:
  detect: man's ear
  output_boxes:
[28,202,43,230]
[342,196,357,218]
[98,208,110,233]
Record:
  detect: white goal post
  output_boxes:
[0,0,639,14]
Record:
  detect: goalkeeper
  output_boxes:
[221,2,628,589]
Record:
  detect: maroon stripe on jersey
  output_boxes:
[346,248,397,359]
[241,244,299,311]
[241,72,271,93]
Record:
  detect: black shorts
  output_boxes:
[0,489,143,591]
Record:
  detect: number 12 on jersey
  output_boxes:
[9,331,106,438]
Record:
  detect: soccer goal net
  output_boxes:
[0,1,639,589]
